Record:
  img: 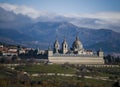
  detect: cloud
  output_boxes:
[62,12,120,31]
[0,3,60,20]
[0,3,120,32]
[62,12,120,20]
[0,3,47,19]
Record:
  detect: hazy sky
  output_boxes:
[0,0,120,14]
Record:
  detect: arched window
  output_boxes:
[65,45,66,48]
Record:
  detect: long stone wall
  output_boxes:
[48,56,104,64]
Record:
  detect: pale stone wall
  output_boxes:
[48,56,104,64]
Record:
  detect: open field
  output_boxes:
[0,71,114,87]
[15,64,77,74]
[30,76,114,87]
[0,64,120,87]
[14,64,120,77]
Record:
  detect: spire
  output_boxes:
[54,35,59,45]
[55,35,58,40]
[76,36,79,41]
[76,32,80,40]
[63,35,66,43]
[64,35,65,41]
[48,43,51,50]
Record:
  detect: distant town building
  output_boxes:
[0,45,26,56]
[18,48,26,54]
[2,47,18,56]
[48,36,104,64]
[0,45,3,52]
[37,49,46,55]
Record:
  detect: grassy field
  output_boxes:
[0,66,14,79]
[30,76,114,87]
[0,64,119,87]
[15,64,77,74]
[0,72,9,78]
[0,72,115,87]
[87,67,120,77]
[14,64,120,77]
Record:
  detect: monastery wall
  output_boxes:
[48,56,104,64]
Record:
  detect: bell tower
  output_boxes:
[62,37,68,54]
[54,39,60,53]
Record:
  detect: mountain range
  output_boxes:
[0,7,120,54]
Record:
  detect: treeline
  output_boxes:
[104,55,120,64]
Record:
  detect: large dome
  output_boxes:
[72,36,83,51]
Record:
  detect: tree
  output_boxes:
[11,55,18,63]
[112,80,120,87]
[0,57,8,64]
[0,51,2,56]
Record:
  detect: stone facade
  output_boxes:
[48,56,104,64]
[48,36,104,64]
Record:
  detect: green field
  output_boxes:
[15,64,77,74]
[30,76,114,87]
[0,64,119,87]
[14,64,120,77]
[0,72,9,78]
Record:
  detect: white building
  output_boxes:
[48,36,104,64]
